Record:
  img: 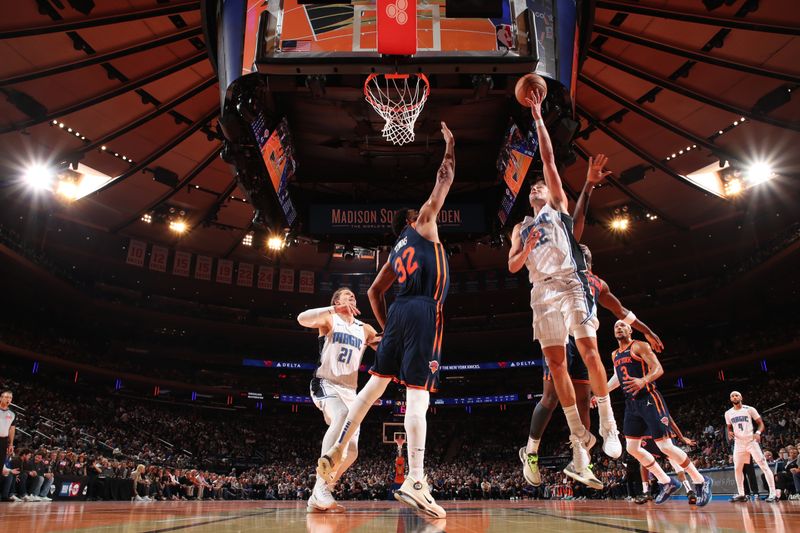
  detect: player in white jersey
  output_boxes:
[508,88,621,488]
[297,287,380,512]
[725,391,777,502]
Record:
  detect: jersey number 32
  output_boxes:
[394,247,419,283]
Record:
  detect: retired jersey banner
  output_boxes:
[237,262,254,287]
[216,259,233,284]
[309,203,485,234]
[195,255,212,280]
[149,245,168,272]
[172,251,191,277]
[299,270,315,294]
[126,239,147,267]
[278,268,294,292]
[257,266,274,289]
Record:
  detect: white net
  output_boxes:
[364,74,429,146]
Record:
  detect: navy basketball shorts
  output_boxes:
[370,297,443,392]
[541,336,590,384]
[623,390,672,439]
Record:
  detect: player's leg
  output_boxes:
[731,449,748,501]
[668,457,697,504]
[521,376,558,486]
[309,392,350,511]
[626,437,679,504]
[750,443,777,500]
[574,381,592,431]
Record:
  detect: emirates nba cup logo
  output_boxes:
[386,0,409,25]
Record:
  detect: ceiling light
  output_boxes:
[746,162,774,185]
[724,178,743,197]
[101,146,107,151]
[141,213,152,224]
[56,181,79,201]
[22,164,55,191]
[169,220,188,234]
[242,233,254,246]
[59,122,64,128]
[610,216,630,232]
[267,236,284,250]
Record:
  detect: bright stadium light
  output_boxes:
[610,217,630,232]
[724,178,743,197]
[267,235,285,250]
[746,162,774,185]
[169,220,188,234]
[55,180,79,201]
[22,164,55,191]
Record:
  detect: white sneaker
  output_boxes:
[563,460,604,490]
[394,476,446,519]
[134,495,144,502]
[22,495,35,502]
[9,495,22,502]
[317,445,344,484]
[518,447,541,486]
[42,496,53,502]
[600,421,622,458]
[569,434,590,472]
[307,481,336,512]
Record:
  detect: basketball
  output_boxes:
[515,73,548,107]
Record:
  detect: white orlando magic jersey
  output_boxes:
[520,203,587,284]
[315,313,367,390]
[725,405,761,445]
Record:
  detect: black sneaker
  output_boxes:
[687,490,697,505]
[634,493,653,505]
[729,495,748,503]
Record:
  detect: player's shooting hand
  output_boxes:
[645,332,664,353]
[333,302,360,316]
[440,121,454,147]
[587,154,612,185]
[590,396,598,409]
[524,88,545,120]
[623,376,646,394]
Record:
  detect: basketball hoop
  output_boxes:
[394,431,406,453]
[364,73,429,146]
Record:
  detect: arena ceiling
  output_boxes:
[0,0,798,280]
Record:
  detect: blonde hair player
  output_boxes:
[508,87,621,488]
[725,390,778,502]
[297,287,381,512]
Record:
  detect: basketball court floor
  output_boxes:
[1,500,798,532]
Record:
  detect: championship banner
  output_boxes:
[237,262,254,287]
[173,251,192,277]
[309,203,485,234]
[257,265,274,289]
[298,270,315,294]
[149,245,168,272]
[126,239,147,267]
[216,259,233,284]
[278,268,294,292]
[195,255,212,280]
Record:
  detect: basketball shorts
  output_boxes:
[310,377,360,440]
[542,336,589,383]
[530,275,598,348]
[370,297,442,392]
[623,390,672,439]
[733,440,766,466]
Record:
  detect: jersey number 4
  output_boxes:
[394,247,419,283]
[337,347,353,365]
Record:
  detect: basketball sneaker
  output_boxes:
[634,493,653,505]
[394,476,446,519]
[599,421,622,458]
[518,447,541,486]
[307,481,337,512]
[765,494,778,503]
[687,490,697,505]
[317,444,343,484]
[655,478,681,504]
[568,433,590,472]
[695,476,713,507]
[729,494,747,503]
[563,461,603,490]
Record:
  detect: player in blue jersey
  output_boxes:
[315,122,455,519]
[608,320,713,505]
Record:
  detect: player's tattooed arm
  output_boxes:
[596,280,664,352]
[525,89,567,213]
[508,223,535,273]
[622,341,664,395]
[417,122,455,241]
[368,260,398,330]
[572,154,611,241]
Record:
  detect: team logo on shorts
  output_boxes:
[660,417,669,426]
[429,361,439,374]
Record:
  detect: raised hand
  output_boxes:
[587,154,612,185]
[524,88,545,120]
[440,121,454,146]
[645,332,665,353]
[333,301,360,316]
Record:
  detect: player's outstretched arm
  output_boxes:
[573,154,611,241]
[368,260,398,330]
[416,122,455,242]
[525,89,567,213]
[297,306,337,334]
[622,341,663,395]
[508,223,535,273]
[597,280,664,352]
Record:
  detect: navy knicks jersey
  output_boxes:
[613,342,658,401]
[390,226,449,303]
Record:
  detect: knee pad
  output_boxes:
[405,388,430,418]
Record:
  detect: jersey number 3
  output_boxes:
[394,247,419,283]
